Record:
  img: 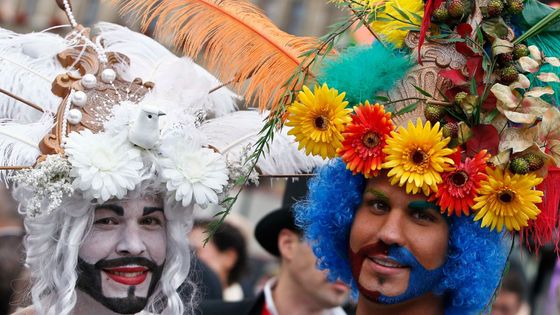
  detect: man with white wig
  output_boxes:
[0,1,322,314]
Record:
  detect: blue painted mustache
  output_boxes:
[376,245,445,304]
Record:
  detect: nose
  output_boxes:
[376,209,406,246]
[116,224,146,256]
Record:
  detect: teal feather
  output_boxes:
[519,0,560,106]
[527,34,560,106]
[317,43,413,106]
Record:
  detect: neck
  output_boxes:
[356,292,445,315]
[272,270,329,315]
[217,270,229,289]
[73,290,135,315]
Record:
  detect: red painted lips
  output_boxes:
[103,266,149,286]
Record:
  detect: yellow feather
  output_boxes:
[112,0,321,111]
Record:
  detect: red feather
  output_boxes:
[417,0,443,64]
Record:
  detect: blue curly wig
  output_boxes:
[295,159,510,315]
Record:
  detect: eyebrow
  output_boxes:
[408,200,440,212]
[365,188,390,204]
[143,207,164,216]
[95,204,124,216]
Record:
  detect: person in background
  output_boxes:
[0,186,25,315]
[492,263,528,315]
[190,219,248,301]
[201,178,350,315]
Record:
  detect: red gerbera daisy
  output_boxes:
[338,102,394,178]
[431,150,490,216]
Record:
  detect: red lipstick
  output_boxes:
[103,266,149,286]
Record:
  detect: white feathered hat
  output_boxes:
[0,17,322,218]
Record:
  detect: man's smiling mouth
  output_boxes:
[368,256,406,268]
[103,265,149,285]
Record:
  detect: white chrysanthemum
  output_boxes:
[64,130,144,201]
[160,140,229,207]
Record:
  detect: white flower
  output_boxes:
[10,154,74,217]
[65,130,144,201]
[160,140,229,207]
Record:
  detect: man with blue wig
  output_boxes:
[295,160,510,314]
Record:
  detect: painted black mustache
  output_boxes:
[94,257,158,270]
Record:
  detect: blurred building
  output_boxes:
[252,0,346,36]
[0,0,122,31]
[1,0,347,36]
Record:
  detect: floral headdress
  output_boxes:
[0,2,322,220]
[282,0,560,248]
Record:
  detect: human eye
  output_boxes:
[139,216,163,227]
[365,199,390,214]
[410,208,437,223]
[94,217,119,226]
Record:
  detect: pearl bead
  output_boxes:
[101,68,117,83]
[67,109,82,125]
[71,91,88,107]
[81,74,97,89]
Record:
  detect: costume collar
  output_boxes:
[263,277,347,315]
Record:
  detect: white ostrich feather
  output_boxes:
[95,22,238,118]
[0,28,70,122]
[0,113,54,182]
[199,111,324,175]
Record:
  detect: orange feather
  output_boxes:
[113,0,321,111]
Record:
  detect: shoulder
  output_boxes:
[11,306,37,315]
[199,294,264,315]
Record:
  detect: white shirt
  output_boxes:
[262,278,347,315]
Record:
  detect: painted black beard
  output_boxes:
[77,257,164,314]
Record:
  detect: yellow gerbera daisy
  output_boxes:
[286,84,352,159]
[473,167,543,232]
[370,0,424,49]
[382,118,455,196]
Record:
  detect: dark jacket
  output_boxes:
[199,292,265,315]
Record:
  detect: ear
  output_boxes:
[221,248,239,271]
[277,229,299,261]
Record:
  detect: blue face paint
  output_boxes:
[376,245,445,304]
[408,200,440,212]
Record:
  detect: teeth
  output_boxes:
[370,257,403,268]
[108,271,146,277]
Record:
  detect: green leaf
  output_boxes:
[484,108,500,124]
[515,8,560,44]
[481,17,509,40]
[446,107,469,124]
[373,16,394,22]
[470,77,478,96]
[427,34,450,39]
[398,26,421,31]
[438,38,467,43]
[390,3,412,23]
[407,10,424,22]
[482,56,491,72]
[374,95,390,102]
[436,87,450,102]
[476,26,484,45]
[412,84,433,97]
[234,176,246,186]
[394,101,419,116]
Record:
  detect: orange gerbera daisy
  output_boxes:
[338,102,394,178]
[430,150,490,216]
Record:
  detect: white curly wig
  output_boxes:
[13,178,196,315]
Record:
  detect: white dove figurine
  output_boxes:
[128,104,166,149]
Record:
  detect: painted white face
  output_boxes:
[77,196,166,314]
